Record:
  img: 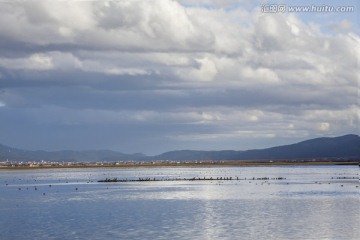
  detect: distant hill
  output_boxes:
[0,145,144,162]
[0,134,359,162]
[152,134,360,161]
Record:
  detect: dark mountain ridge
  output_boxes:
[154,134,360,161]
[0,134,359,162]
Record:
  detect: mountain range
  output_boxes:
[0,134,359,162]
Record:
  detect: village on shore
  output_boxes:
[0,157,357,169]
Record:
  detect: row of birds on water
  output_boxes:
[3,174,358,196]
[98,176,286,182]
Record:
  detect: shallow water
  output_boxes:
[0,165,359,240]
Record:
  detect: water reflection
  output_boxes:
[0,166,359,240]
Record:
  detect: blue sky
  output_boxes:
[280,0,359,33]
[0,0,358,154]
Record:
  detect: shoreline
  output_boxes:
[0,161,357,170]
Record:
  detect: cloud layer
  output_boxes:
[0,0,358,154]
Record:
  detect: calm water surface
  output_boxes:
[0,165,359,240]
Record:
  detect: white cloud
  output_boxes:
[319,122,330,132]
[240,66,281,84]
[0,54,53,70]
[104,68,151,76]
[177,56,218,81]
[0,52,86,71]
[26,54,54,70]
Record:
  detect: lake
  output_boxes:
[0,165,359,240]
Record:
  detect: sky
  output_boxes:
[0,0,359,155]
